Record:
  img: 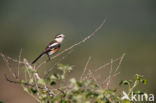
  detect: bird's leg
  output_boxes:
[46,53,51,61]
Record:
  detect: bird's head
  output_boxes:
[55,34,65,43]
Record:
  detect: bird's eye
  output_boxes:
[56,34,64,38]
[57,36,61,38]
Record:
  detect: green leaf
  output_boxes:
[134,74,143,80]
[30,88,37,94]
[70,78,76,84]
[61,75,65,79]
[38,79,46,85]
[29,78,34,84]
[24,87,30,93]
[18,80,25,84]
[122,99,130,103]
[119,80,132,85]
[133,90,141,94]
[76,81,83,87]
[50,81,56,85]
[141,79,147,85]
[50,73,60,80]
[60,100,68,103]
[57,64,72,72]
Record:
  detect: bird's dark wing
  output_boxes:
[32,40,61,64]
[43,40,61,53]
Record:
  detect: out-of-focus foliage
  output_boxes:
[19,63,147,103]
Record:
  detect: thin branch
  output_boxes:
[39,18,107,67]
[95,53,125,72]
[114,53,126,73]
[4,74,53,96]
[0,53,17,78]
[81,56,91,80]
[24,58,35,70]
[4,74,34,87]
[57,88,65,95]
[106,54,125,88]
[33,74,39,91]
[102,72,120,86]
[109,59,113,75]
[101,53,125,89]
[51,19,106,60]
[0,53,24,64]
[43,51,72,79]
[17,49,22,78]
[105,59,113,89]
[88,69,102,89]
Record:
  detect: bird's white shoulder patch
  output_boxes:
[49,43,58,47]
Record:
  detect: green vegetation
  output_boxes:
[1,53,147,103]
[22,65,147,103]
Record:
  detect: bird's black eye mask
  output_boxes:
[56,36,62,38]
[55,34,63,38]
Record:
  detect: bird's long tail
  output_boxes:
[32,52,44,64]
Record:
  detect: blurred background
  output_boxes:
[0,0,156,103]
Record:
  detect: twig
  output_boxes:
[101,53,125,89]
[17,49,22,78]
[80,56,91,80]
[33,74,39,91]
[1,53,41,102]
[4,74,53,96]
[57,88,65,95]
[105,59,113,89]
[39,18,107,67]
[0,53,16,78]
[4,74,34,87]
[24,70,28,81]
[51,19,106,60]
[0,53,24,64]
[88,69,102,89]
[102,72,120,88]
[95,53,125,72]
[114,53,126,73]
[43,51,72,79]
[24,58,34,70]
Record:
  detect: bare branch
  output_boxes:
[4,74,53,96]
[4,74,34,87]
[95,53,125,72]
[101,53,126,89]
[52,19,106,60]
[105,59,113,89]
[88,69,102,89]
[39,18,107,67]
[0,53,24,64]
[24,58,35,70]
[114,53,126,73]
[17,49,22,78]
[0,53,17,78]
[81,56,91,80]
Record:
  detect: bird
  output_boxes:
[32,34,65,64]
